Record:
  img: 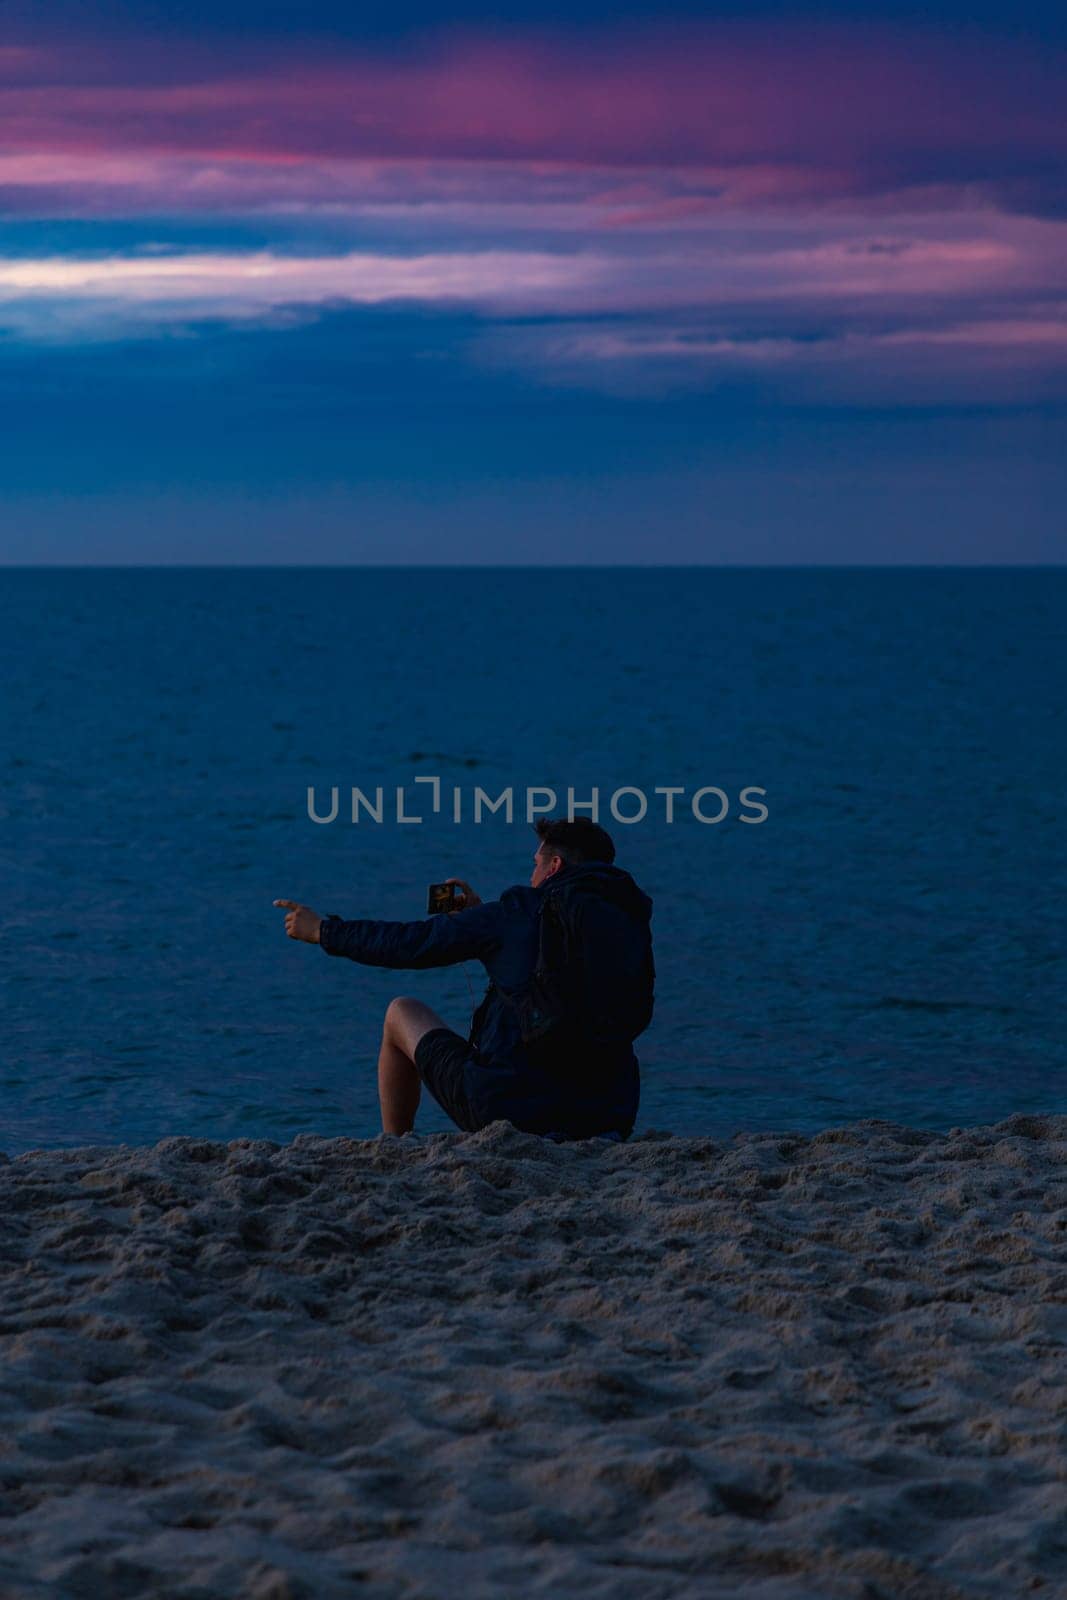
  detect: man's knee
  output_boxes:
[383,995,420,1035]
[383,995,448,1057]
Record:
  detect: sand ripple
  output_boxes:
[1,1115,1066,1597]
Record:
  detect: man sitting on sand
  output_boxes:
[274,817,654,1141]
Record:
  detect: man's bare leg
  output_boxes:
[377,995,449,1135]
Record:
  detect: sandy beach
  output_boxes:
[1,1115,1065,1599]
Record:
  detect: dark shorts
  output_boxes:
[413,1026,633,1141]
[413,1027,483,1133]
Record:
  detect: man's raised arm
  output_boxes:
[274,897,501,969]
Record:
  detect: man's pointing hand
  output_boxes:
[274,899,322,944]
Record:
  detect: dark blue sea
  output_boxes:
[1,567,1064,1156]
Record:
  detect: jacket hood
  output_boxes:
[545,861,653,923]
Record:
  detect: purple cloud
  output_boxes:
[0,21,1064,404]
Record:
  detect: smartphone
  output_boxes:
[427,882,461,915]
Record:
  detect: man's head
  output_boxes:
[530,816,617,887]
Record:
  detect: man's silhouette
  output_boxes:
[275,817,653,1140]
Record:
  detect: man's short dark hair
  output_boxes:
[534,816,616,865]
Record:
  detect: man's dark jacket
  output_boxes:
[318,861,653,1136]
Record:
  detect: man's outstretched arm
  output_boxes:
[274,897,502,969]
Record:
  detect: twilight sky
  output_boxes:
[1,0,1065,562]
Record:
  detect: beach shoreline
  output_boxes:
[1,1115,1065,1598]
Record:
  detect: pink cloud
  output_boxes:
[0,247,610,341]
[0,20,1063,405]
[3,206,1063,331]
[0,23,1063,217]
[499,314,1067,408]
